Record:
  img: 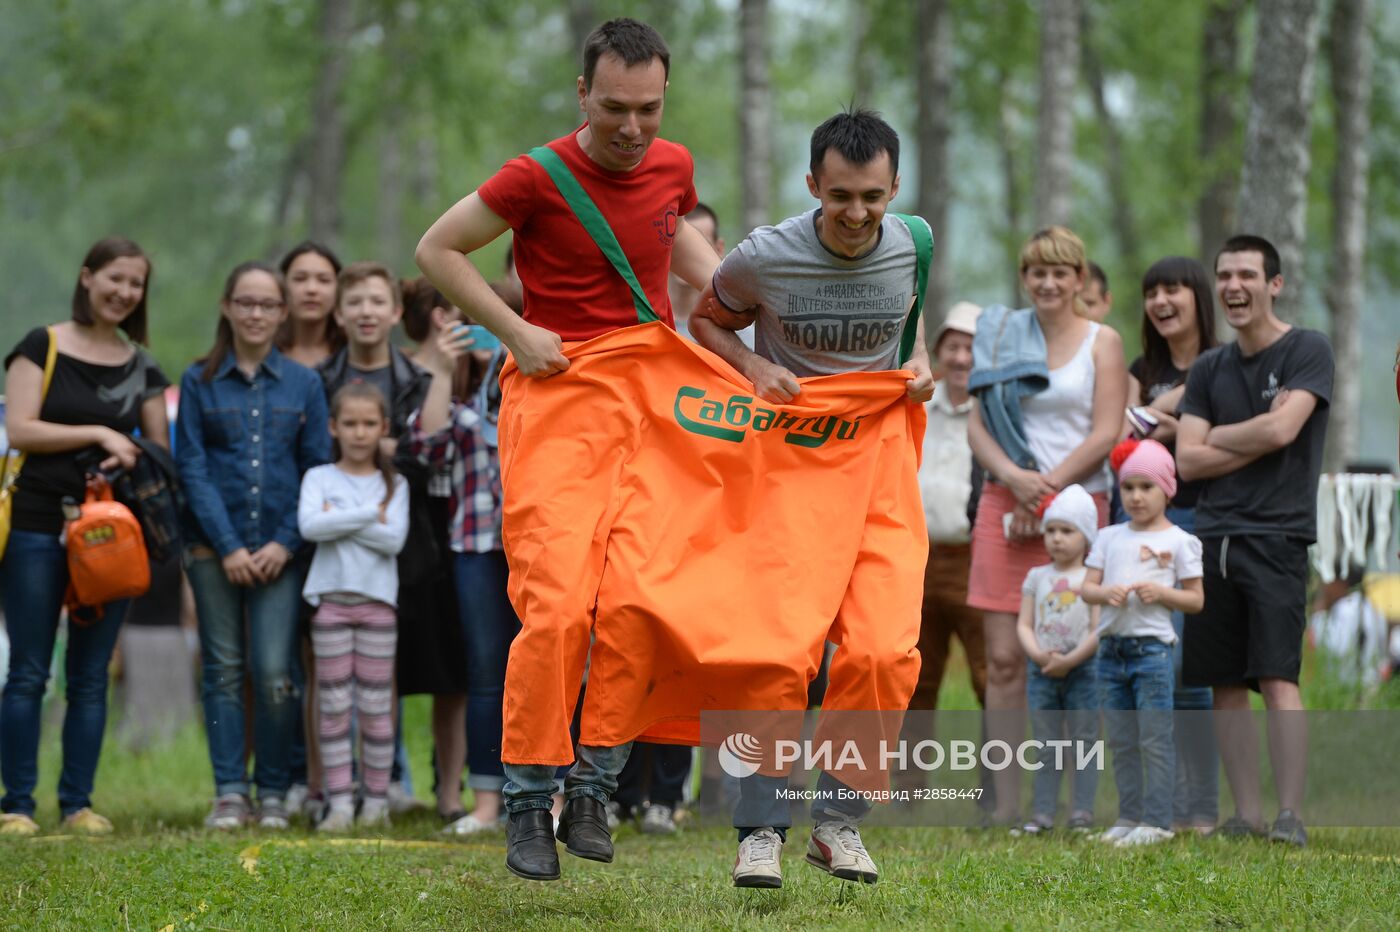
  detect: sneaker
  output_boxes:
[204,794,251,831]
[1009,817,1052,838]
[386,781,425,815]
[1067,813,1095,834]
[1217,815,1266,839]
[733,828,784,888]
[640,804,678,835]
[807,819,878,884]
[441,813,498,837]
[1268,810,1307,847]
[61,808,113,836]
[285,783,308,814]
[359,797,391,829]
[604,800,625,832]
[257,796,290,830]
[1115,826,1175,847]
[302,792,328,826]
[318,800,355,834]
[0,813,40,837]
[1096,823,1137,844]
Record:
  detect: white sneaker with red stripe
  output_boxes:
[806,818,878,884]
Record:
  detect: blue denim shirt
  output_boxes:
[967,305,1049,471]
[176,348,330,558]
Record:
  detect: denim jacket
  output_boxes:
[967,305,1049,471]
[176,348,331,557]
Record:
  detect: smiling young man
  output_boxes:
[691,109,932,888]
[414,18,721,882]
[1176,234,1334,847]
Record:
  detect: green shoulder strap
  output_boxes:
[526,146,659,325]
[891,213,933,364]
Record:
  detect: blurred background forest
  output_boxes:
[1,0,1396,467]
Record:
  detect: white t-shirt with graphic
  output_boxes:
[1022,563,1093,655]
[1085,523,1204,643]
[711,210,918,377]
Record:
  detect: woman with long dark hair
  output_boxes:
[176,262,329,831]
[277,241,344,368]
[1,237,169,836]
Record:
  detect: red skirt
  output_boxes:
[966,481,1108,613]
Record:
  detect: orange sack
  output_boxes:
[498,322,927,767]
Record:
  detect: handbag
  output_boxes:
[62,474,151,625]
[0,326,58,561]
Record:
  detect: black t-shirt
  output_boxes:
[347,364,395,424]
[4,326,170,535]
[1180,328,1334,540]
[1128,355,1203,509]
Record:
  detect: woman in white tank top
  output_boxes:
[966,226,1128,826]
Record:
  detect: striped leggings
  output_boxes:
[311,601,398,802]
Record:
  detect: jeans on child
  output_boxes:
[1026,660,1101,821]
[503,743,633,814]
[1098,635,1175,830]
[186,551,304,800]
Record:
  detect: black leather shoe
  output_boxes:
[555,796,614,863]
[506,810,560,881]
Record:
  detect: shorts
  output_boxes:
[967,481,1108,614]
[1183,534,1308,690]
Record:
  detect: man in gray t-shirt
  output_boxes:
[691,109,933,891]
[712,211,919,377]
[693,113,932,406]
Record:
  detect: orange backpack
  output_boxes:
[63,475,150,624]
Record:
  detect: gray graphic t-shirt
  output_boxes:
[712,210,917,377]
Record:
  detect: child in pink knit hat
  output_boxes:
[1080,438,1205,847]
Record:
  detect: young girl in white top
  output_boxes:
[1082,439,1203,846]
[1015,484,1102,835]
[298,382,409,831]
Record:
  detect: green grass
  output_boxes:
[3,647,1400,928]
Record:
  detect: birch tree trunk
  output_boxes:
[1197,0,1246,266]
[739,0,774,236]
[915,0,953,324]
[309,0,353,247]
[1324,0,1372,470]
[1034,0,1078,228]
[1235,0,1322,319]
[568,0,598,64]
[997,61,1025,305]
[852,1,876,108]
[1080,2,1136,272]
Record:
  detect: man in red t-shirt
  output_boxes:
[416,18,721,882]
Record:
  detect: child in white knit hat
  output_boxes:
[1013,483,1102,836]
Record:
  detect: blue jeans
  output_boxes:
[504,743,633,813]
[1026,660,1101,822]
[1098,636,1175,829]
[453,551,519,793]
[186,550,303,799]
[734,770,870,841]
[1,530,128,818]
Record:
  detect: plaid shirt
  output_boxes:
[403,403,502,554]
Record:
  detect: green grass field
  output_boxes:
[3,650,1400,929]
